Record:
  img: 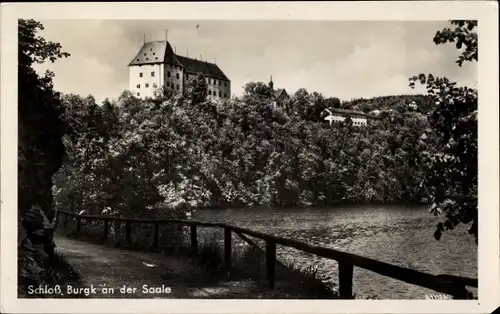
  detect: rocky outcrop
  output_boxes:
[18,114,65,297]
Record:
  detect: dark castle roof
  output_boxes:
[175,55,229,81]
[274,88,288,99]
[128,40,229,81]
[129,41,166,65]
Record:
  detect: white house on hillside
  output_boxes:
[321,108,371,126]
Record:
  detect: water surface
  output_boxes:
[193,205,477,299]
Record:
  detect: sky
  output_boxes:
[34,19,478,104]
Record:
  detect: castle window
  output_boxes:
[224,82,227,87]
[176,73,180,79]
[176,84,179,90]
[167,71,171,77]
[151,71,155,77]
[155,57,158,60]
[153,52,155,55]
[137,92,140,96]
[219,91,221,97]
[153,83,157,88]
[208,90,211,95]
[224,93,228,98]
[219,81,221,86]
[139,73,143,77]
[145,83,149,88]
[167,82,170,87]
[137,84,140,88]
[146,58,149,61]
[136,59,139,62]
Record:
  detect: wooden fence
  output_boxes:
[55,210,478,299]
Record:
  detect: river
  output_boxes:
[193,205,477,299]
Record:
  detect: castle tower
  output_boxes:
[269,75,274,90]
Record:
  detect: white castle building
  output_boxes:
[128,32,231,102]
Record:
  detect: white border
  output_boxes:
[1,1,498,313]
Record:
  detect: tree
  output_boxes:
[324,97,341,109]
[184,74,208,105]
[242,81,274,109]
[18,19,70,295]
[410,20,478,242]
[433,20,478,67]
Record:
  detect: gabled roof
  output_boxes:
[128,41,166,66]
[274,88,288,99]
[175,55,229,81]
[128,40,229,81]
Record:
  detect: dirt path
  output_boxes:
[54,236,297,299]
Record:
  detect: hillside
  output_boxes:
[341,94,435,115]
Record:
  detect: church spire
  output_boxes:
[269,75,274,89]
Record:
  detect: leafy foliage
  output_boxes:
[18,18,71,296]
[18,19,70,214]
[409,20,478,242]
[54,79,437,221]
[433,20,478,67]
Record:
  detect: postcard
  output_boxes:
[1,1,498,313]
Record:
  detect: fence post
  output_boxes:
[76,216,81,235]
[153,222,160,252]
[190,225,198,256]
[338,262,354,299]
[153,223,160,252]
[103,219,109,242]
[54,210,60,230]
[126,221,132,247]
[224,227,232,270]
[266,240,276,289]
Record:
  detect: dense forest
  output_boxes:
[52,81,438,223]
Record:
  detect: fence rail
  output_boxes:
[55,210,477,299]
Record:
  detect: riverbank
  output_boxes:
[54,217,340,298]
[50,236,341,299]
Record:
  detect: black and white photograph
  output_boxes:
[1,2,499,314]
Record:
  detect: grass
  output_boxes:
[191,233,341,299]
